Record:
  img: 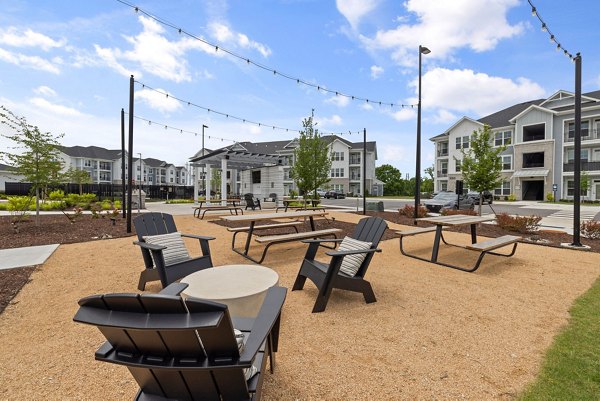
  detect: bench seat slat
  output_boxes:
[255,229,342,244]
[395,226,438,237]
[466,235,521,252]
[227,222,302,233]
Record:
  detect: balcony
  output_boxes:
[350,175,361,181]
[436,171,448,178]
[564,128,599,143]
[437,149,449,157]
[349,158,361,165]
[563,161,600,172]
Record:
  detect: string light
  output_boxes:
[134,80,363,137]
[115,0,417,109]
[527,0,574,60]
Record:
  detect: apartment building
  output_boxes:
[58,146,188,186]
[191,135,382,197]
[430,89,600,201]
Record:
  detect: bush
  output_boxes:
[41,201,64,211]
[7,196,33,212]
[495,213,541,233]
[507,193,517,201]
[0,203,6,210]
[398,204,428,218]
[581,220,600,239]
[166,199,194,204]
[65,193,97,208]
[440,208,477,216]
[48,189,65,200]
[546,192,554,202]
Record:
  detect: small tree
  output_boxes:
[0,106,64,222]
[62,167,92,195]
[458,125,505,215]
[290,112,332,201]
[580,170,590,201]
[375,164,402,195]
[422,165,435,194]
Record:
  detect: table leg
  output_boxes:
[243,221,256,256]
[470,224,477,244]
[431,225,443,262]
[309,216,316,231]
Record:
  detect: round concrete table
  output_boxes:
[181,265,279,318]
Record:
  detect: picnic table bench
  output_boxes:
[227,221,302,248]
[276,199,324,213]
[193,204,244,219]
[253,228,342,264]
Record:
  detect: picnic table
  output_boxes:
[221,210,341,264]
[276,198,324,212]
[193,199,243,219]
[396,214,521,272]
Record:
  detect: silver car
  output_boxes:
[423,191,474,213]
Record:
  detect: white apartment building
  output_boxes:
[430,89,600,201]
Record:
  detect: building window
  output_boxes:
[333,184,344,192]
[440,161,448,175]
[252,170,261,183]
[567,180,587,196]
[438,142,448,156]
[494,131,512,146]
[440,182,448,191]
[332,151,345,161]
[565,149,589,163]
[494,181,511,196]
[523,123,545,142]
[455,136,469,149]
[455,159,461,172]
[84,159,92,167]
[567,121,590,138]
[501,155,512,170]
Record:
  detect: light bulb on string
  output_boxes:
[541,23,547,32]
[531,7,537,16]
[549,34,555,43]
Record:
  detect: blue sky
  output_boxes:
[1,0,599,176]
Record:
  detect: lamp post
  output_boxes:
[202,124,208,197]
[414,45,431,223]
[138,153,143,214]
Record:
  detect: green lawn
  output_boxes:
[519,276,600,400]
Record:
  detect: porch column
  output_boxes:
[193,164,198,203]
[221,158,228,205]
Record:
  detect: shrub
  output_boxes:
[114,200,122,209]
[581,220,600,239]
[507,193,517,201]
[398,204,428,218]
[0,203,6,210]
[441,208,477,216]
[48,189,65,200]
[546,192,554,202]
[7,196,32,212]
[495,213,541,233]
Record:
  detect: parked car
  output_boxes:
[198,190,216,196]
[324,190,345,199]
[466,190,493,205]
[423,191,474,213]
[316,189,327,197]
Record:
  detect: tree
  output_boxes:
[421,165,434,194]
[290,112,332,200]
[580,170,590,201]
[62,167,92,195]
[0,106,64,221]
[458,125,505,215]
[375,164,402,195]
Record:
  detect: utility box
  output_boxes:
[131,189,146,209]
[366,201,384,211]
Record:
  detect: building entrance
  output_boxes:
[522,180,544,200]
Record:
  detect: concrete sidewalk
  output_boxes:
[0,244,59,270]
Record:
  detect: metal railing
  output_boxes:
[563,161,600,172]
[564,128,600,142]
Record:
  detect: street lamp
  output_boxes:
[414,45,431,223]
[202,124,208,197]
[138,153,143,214]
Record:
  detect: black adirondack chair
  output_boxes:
[74,283,287,401]
[133,212,214,290]
[292,216,387,313]
[244,193,261,210]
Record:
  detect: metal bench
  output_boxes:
[194,205,244,219]
[227,221,302,248]
[462,234,521,271]
[249,228,342,264]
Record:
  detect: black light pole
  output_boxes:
[571,53,582,247]
[414,45,431,224]
[120,108,126,219]
[126,75,134,233]
[363,128,367,215]
[202,124,208,197]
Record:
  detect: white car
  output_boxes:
[316,189,327,197]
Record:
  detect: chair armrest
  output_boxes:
[325,247,381,258]
[159,282,189,296]
[239,286,287,364]
[133,240,166,251]
[180,233,216,241]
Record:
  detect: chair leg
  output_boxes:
[137,268,160,291]
[312,289,332,313]
[360,281,377,304]
[292,273,307,291]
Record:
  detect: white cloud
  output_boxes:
[208,22,271,57]
[390,107,416,121]
[95,16,206,82]
[0,47,60,74]
[29,97,82,117]
[432,109,458,124]
[0,27,65,51]
[361,102,374,111]
[359,0,524,67]
[325,94,350,107]
[418,68,546,117]
[370,65,384,79]
[316,114,343,128]
[34,86,57,97]
[336,0,380,30]
[135,88,182,113]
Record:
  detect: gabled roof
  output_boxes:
[143,158,171,168]
[478,99,544,128]
[539,90,600,107]
[508,104,556,123]
[59,145,122,160]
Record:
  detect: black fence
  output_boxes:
[5,183,195,200]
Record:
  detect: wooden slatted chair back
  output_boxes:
[351,216,388,278]
[133,212,178,269]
